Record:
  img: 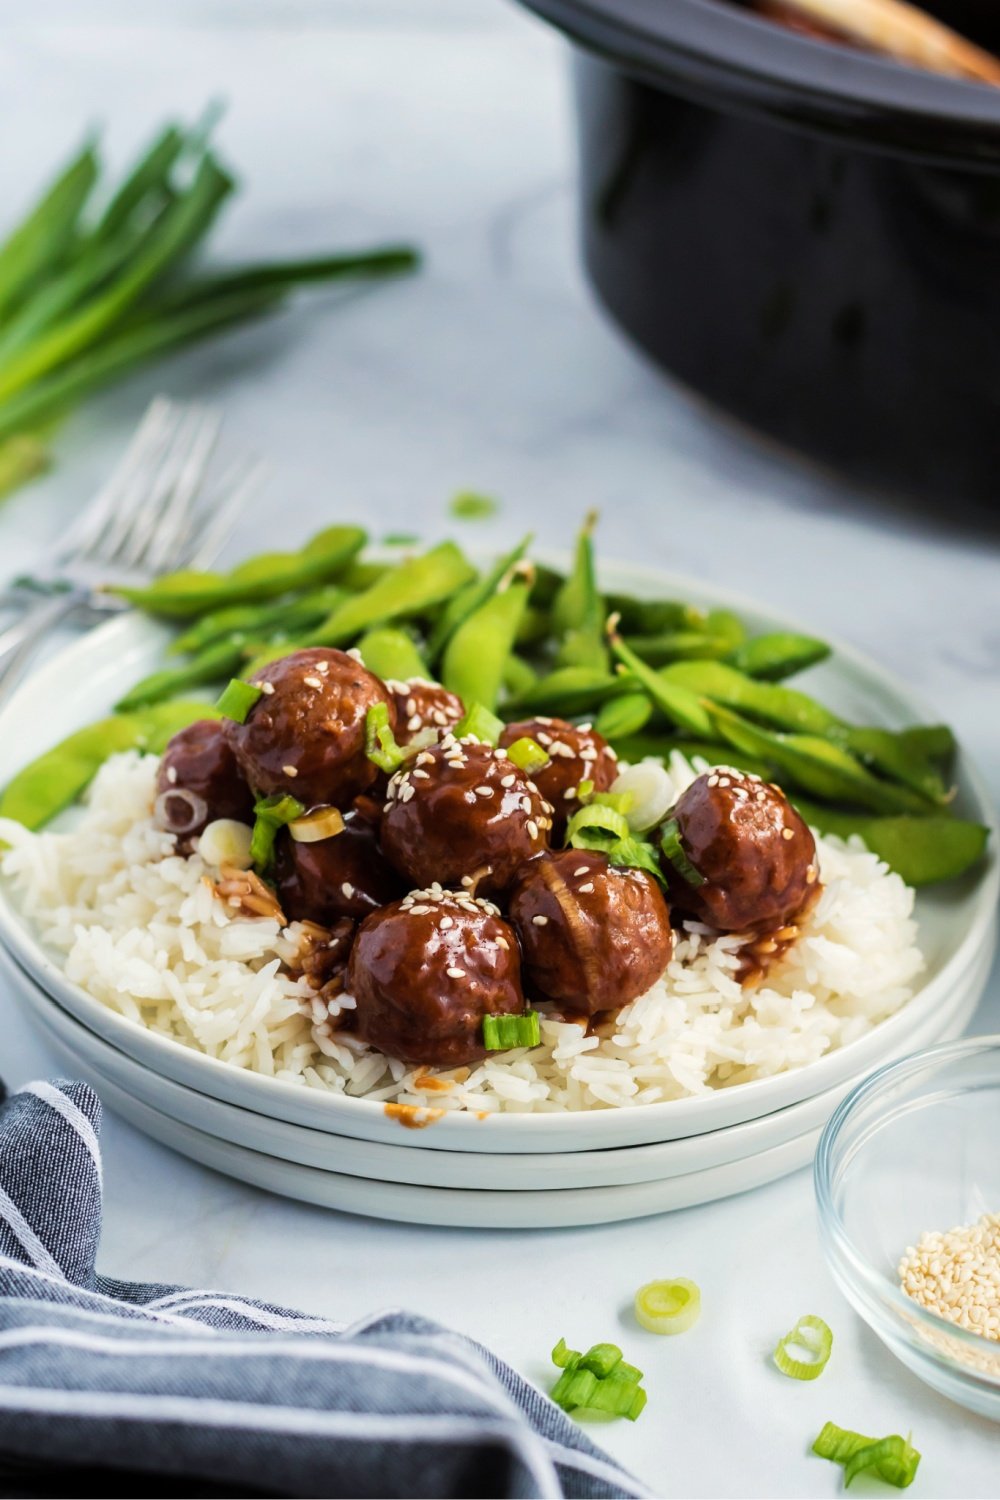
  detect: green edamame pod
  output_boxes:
[604,594,705,636]
[897,724,956,770]
[116,635,247,711]
[609,632,715,738]
[170,586,346,657]
[426,534,531,660]
[314,542,476,646]
[502,653,538,700]
[838,726,950,805]
[357,627,429,684]
[442,579,529,712]
[0,698,219,830]
[727,632,831,682]
[502,666,631,720]
[662,660,844,736]
[552,513,609,673]
[117,524,366,618]
[595,692,654,741]
[708,704,935,815]
[791,798,988,886]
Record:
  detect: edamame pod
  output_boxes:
[662,660,844,735]
[117,524,366,618]
[595,692,654,741]
[426,534,531,660]
[727,632,831,681]
[170,586,345,657]
[552,513,608,673]
[357,626,429,684]
[791,798,988,886]
[116,635,248,711]
[314,541,475,646]
[442,579,529,712]
[502,666,632,719]
[609,632,715,738]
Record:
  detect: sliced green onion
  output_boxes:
[249,792,305,871]
[216,677,262,724]
[659,816,705,888]
[505,735,550,774]
[576,778,595,803]
[365,701,407,774]
[482,1011,540,1051]
[813,1423,921,1490]
[773,1315,833,1381]
[455,702,504,746]
[548,1339,646,1421]
[606,835,668,887]
[634,1278,701,1335]
[591,790,634,815]
[565,803,631,846]
[288,806,345,844]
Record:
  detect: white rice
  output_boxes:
[0,749,924,1114]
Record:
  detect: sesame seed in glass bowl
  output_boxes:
[815,1035,1000,1421]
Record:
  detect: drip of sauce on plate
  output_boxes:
[384,1102,446,1129]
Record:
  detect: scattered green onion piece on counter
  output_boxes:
[382,532,420,546]
[364,702,407,775]
[565,803,631,846]
[659,817,705,888]
[812,1422,921,1490]
[634,1278,701,1335]
[505,735,550,774]
[450,490,498,521]
[773,1315,833,1381]
[216,677,262,724]
[249,792,305,871]
[548,1339,647,1421]
[455,702,504,746]
[482,1011,540,1051]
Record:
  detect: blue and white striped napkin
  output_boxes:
[0,1077,646,1498]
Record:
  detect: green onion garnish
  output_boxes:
[576,778,595,803]
[634,1278,701,1335]
[216,677,263,724]
[773,1315,833,1381]
[565,803,631,846]
[659,816,706,888]
[591,790,634,815]
[249,792,305,870]
[455,702,504,746]
[549,1340,647,1422]
[364,702,407,774]
[606,835,666,886]
[482,1011,540,1051]
[505,735,550,774]
[812,1422,921,1490]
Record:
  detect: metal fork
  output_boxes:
[0,396,262,704]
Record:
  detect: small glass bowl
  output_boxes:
[815,1035,1000,1421]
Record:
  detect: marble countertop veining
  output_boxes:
[1,3,999,1495]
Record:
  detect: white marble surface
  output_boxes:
[2,2,1000,1494]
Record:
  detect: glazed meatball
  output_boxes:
[273,811,406,926]
[380,734,551,896]
[509,849,673,1016]
[500,717,618,838]
[348,887,525,1067]
[223,647,395,808]
[387,678,465,746]
[662,769,818,933]
[155,720,253,841]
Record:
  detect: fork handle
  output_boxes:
[0,589,88,713]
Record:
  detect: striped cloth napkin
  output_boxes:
[0,1077,646,1499]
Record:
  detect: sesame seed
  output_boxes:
[282,764,298,778]
[806,865,818,884]
[707,775,719,787]
[899,1213,1000,1346]
[475,785,494,798]
[433,711,448,725]
[536,732,552,747]
[578,882,594,894]
[440,915,454,930]
[316,661,330,674]
[461,875,475,888]
[574,866,589,877]
[495,935,509,950]
[500,774,516,788]
[526,820,539,839]
[341,882,355,899]
[406,697,417,716]
[260,681,275,695]
[166,766,178,784]
[346,648,363,663]
[532,914,549,926]
[303,675,322,689]
[407,715,422,732]
[563,788,576,800]
[781,827,795,841]
[447,967,466,979]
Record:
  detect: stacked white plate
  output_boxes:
[0,561,995,1229]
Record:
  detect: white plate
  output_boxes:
[0,559,995,1156]
[4,911,992,1195]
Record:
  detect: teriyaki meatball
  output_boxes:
[386,678,465,746]
[380,734,551,896]
[273,808,406,926]
[500,716,618,837]
[660,769,818,933]
[155,719,253,842]
[509,848,673,1015]
[223,647,395,807]
[348,886,525,1067]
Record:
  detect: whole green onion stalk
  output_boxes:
[0,114,420,499]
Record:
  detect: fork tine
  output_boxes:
[119,405,221,573]
[56,397,175,562]
[181,456,265,570]
[79,401,185,565]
